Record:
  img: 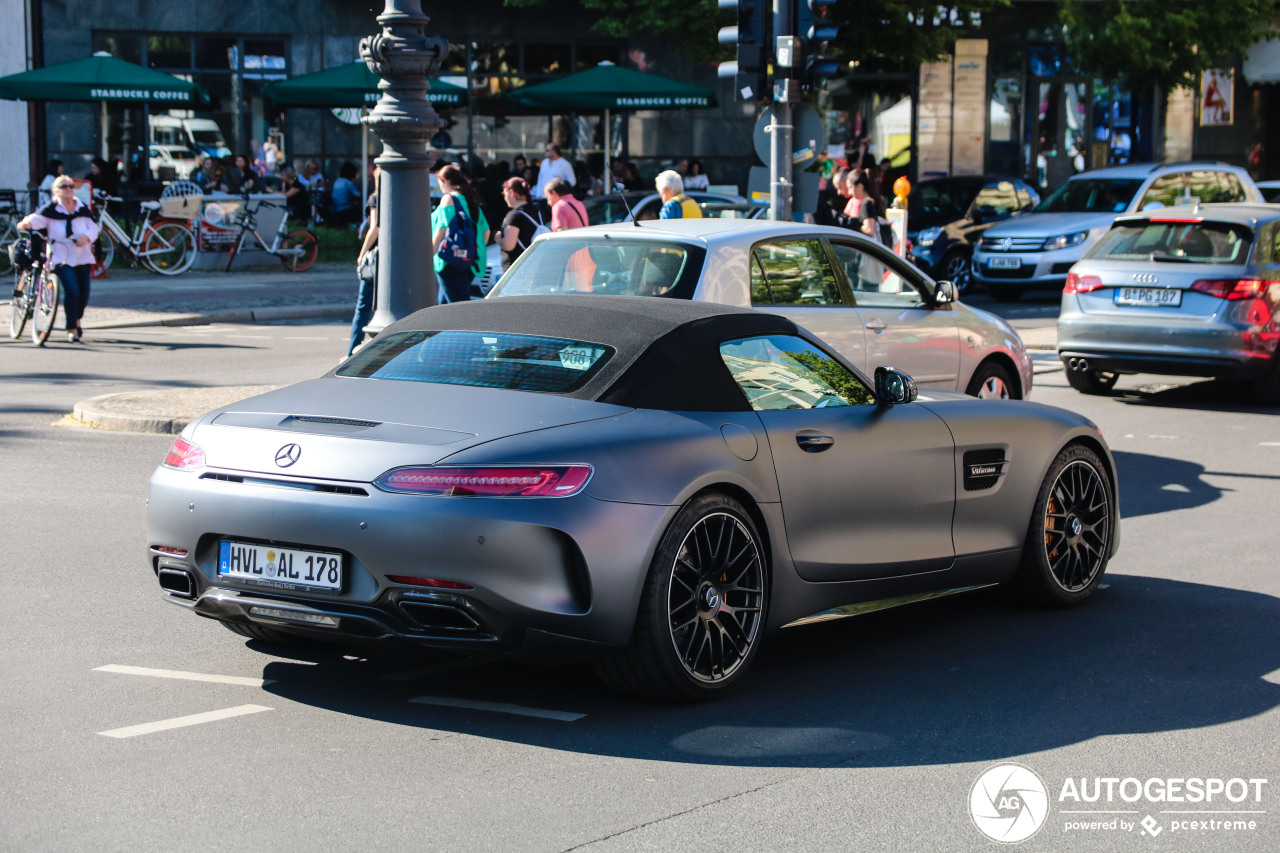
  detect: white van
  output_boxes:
[152,116,231,159]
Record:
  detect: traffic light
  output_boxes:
[718,0,769,101]
[796,0,842,87]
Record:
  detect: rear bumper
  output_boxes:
[1057,349,1270,381]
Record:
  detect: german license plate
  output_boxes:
[218,540,343,591]
[1115,287,1181,307]
[988,257,1021,269]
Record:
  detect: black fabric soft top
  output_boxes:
[372,295,800,411]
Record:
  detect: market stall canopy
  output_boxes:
[0,54,209,105]
[505,63,716,111]
[263,62,468,108]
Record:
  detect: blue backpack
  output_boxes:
[438,196,477,269]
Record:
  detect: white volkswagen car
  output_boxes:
[488,219,1033,399]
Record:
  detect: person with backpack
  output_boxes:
[431,164,490,303]
[16,175,100,342]
[497,176,550,271]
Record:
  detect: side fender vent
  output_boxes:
[963,448,1007,491]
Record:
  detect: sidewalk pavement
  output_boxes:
[23,265,1059,434]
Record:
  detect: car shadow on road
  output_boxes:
[253,574,1280,769]
[1109,378,1277,413]
[1111,450,1231,519]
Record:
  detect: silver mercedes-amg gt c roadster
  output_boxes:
[146,296,1119,700]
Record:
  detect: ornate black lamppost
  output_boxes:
[360,1,449,334]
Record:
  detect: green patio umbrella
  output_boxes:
[263,62,467,108]
[0,53,210,161]
[505,63,716,191]
[264,62,469,200]
[0,53,209,105]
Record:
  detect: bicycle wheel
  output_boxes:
[279,230,318,271]
[92,229,117,277]
[0,218,14,276]
[31,269,60,346]
[9,270,31,339]
[141,221,197,276]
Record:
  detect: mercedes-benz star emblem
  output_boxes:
[275,443,302,467]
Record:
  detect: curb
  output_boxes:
[71,385,281,435]
[87,303,351,330]
[72,395,189,434]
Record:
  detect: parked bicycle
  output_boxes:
[7,233,63,346]
[0,189,24,276]
[224,198,319,272]
[92,192,198,277]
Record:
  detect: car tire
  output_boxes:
[966,360,1017,399]
[941,250,971,294]
[593,492,768,701]
[1063,362,1119,395]
[1013,443,1114,607]
[986,284,1022,301]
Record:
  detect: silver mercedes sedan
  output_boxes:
[488,219,1034,399]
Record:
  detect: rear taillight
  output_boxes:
[375,465,592,497]
[1190,279,1273,300]
[388,575,473,589]
[162,437,205,470]
[1064,272,1104,293]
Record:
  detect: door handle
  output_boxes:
[864,320,886,331]
[796,433,834,452]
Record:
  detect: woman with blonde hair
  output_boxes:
[17,175,100,342]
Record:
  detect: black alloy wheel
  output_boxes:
[595,493,768,700]
[1015,444,1113,606]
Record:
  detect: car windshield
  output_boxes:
[910,181,982,227]
[1035,179,1142,213]
[490,238,704,299]
[1087,220,1253,265]
[336,330,613,393]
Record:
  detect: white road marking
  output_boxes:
[1261,442,1280,447]
[98,704,273,739]
[1147,434,1178,440]
[226,334,271,339]
[95,664,272,688]
[381,661,477,682]
[283,336,330,341]
[409,695,585,722]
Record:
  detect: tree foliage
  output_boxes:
[501,0,1010,68]
[1060,0,1279,93]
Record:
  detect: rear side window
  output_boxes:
[749,239,841,305]
[1087,221,1253,265]
[337,330,614,393]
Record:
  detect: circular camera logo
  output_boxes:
[970,763,1050,843]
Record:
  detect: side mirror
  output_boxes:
[874,366,918,407]
[933,280,955,305]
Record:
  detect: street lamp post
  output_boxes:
[360,0,449,335]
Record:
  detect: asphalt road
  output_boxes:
[1,318,1277,852]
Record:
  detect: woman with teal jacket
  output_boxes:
[431,164,490,303]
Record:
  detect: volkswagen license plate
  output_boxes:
[218,540,343,591]
[1115,287,1181,307]
[988,257,1021,269]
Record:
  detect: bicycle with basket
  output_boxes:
[8,231,65,346]
[92,181,201,277]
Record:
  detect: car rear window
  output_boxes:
[1035,179,1142,213]
[490,238,705,299]
[336,330,614,393]
[1087,220,1253,265]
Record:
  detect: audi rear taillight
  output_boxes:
[1190,279,1273,300]
[1064,272,1104,293]
[162,437,205,470]
[375,465,592,497]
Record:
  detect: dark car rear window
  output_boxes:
[337,330,614,393]
[1036,179,1142,213]
[490,238,705,300]
[1088,220,1253,265]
